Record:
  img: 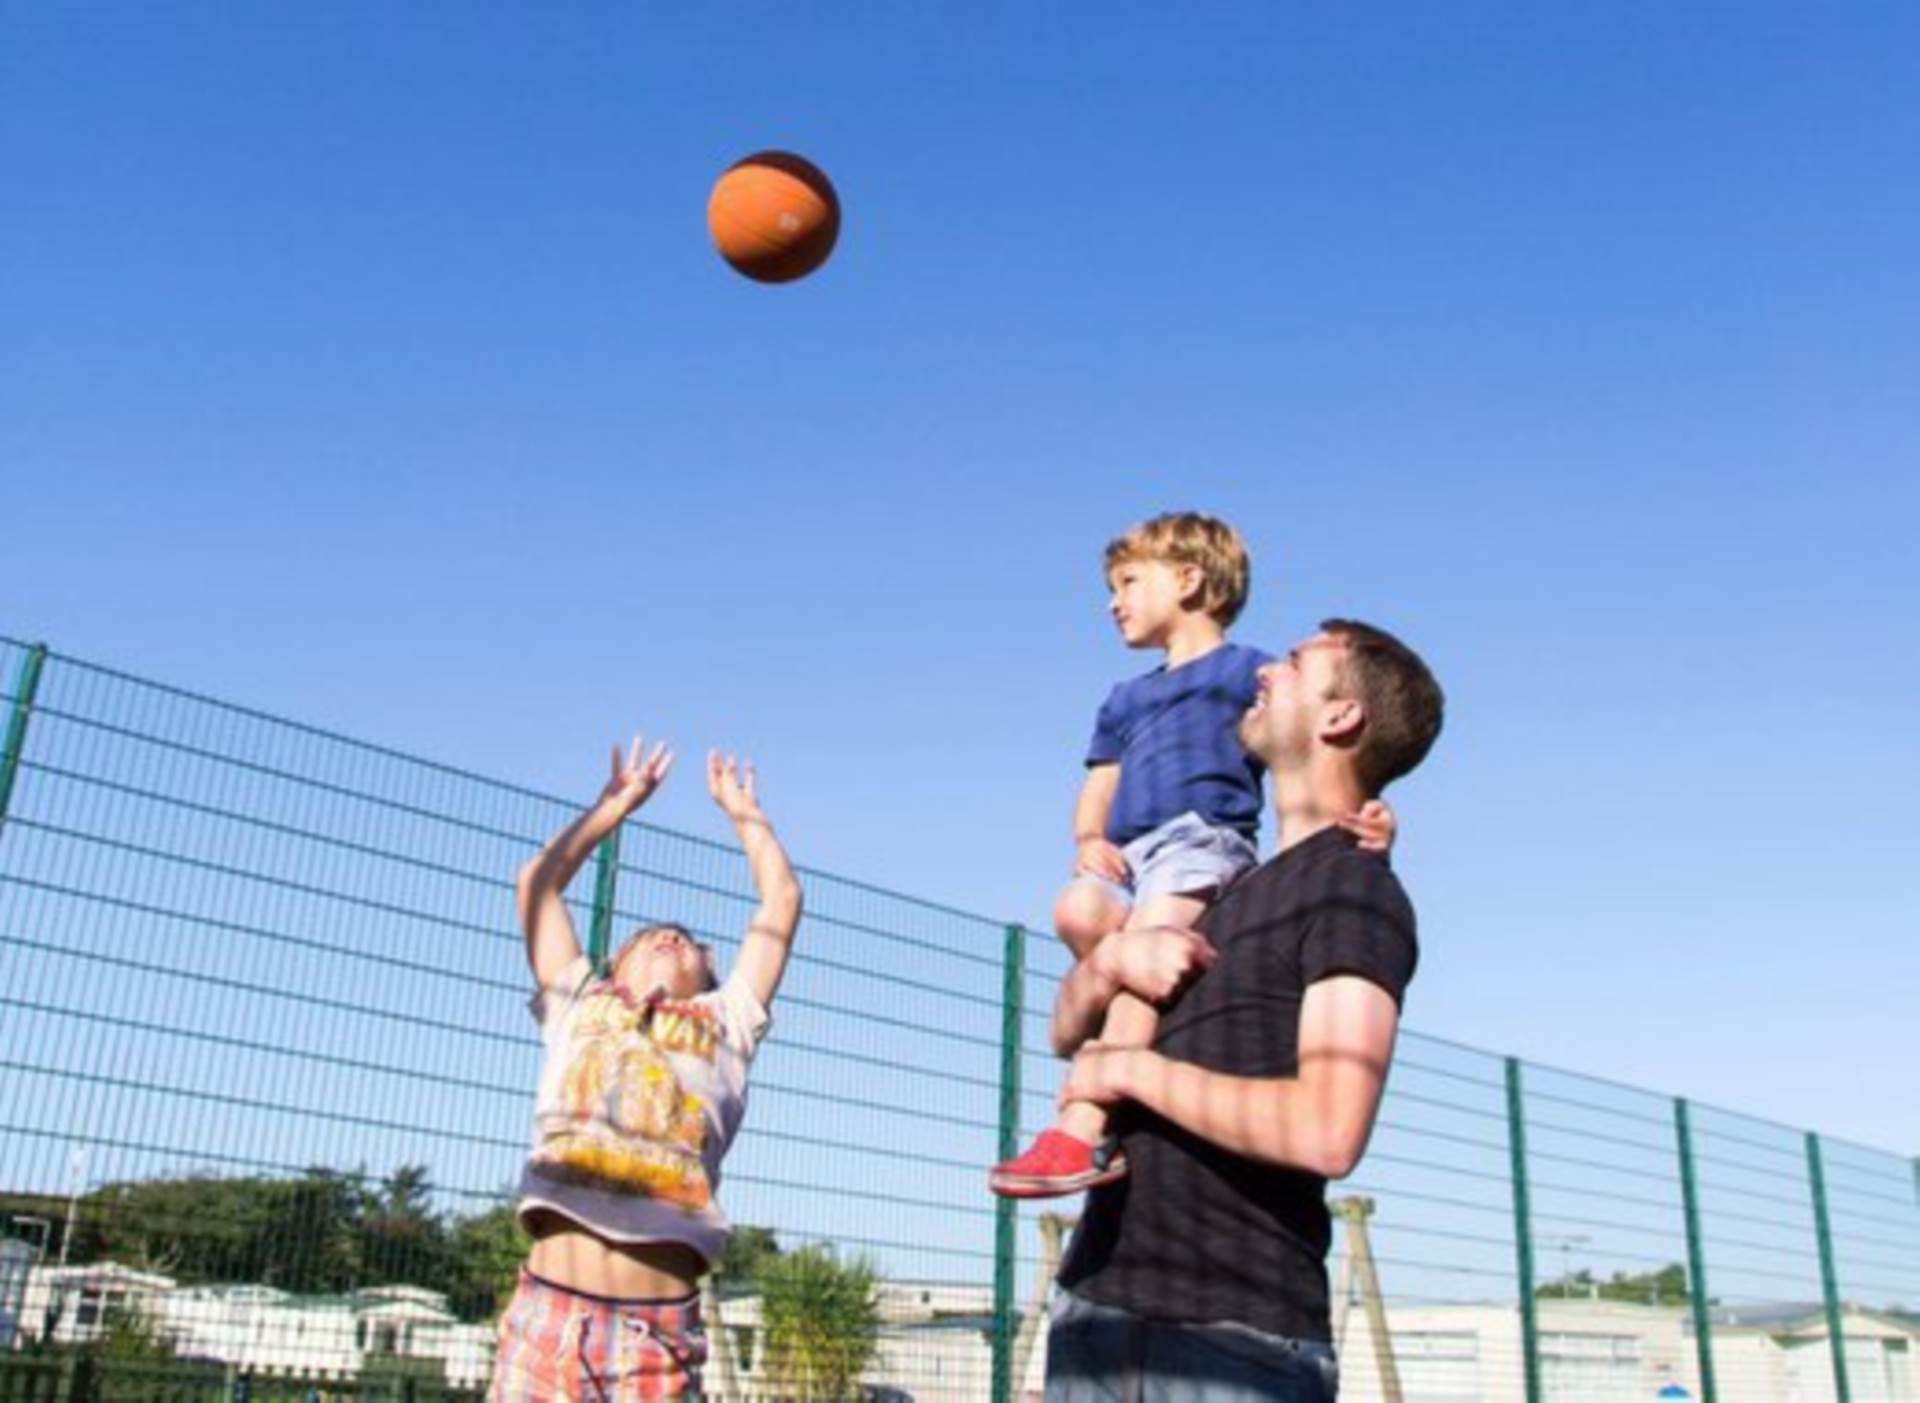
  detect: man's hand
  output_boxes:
[1074,837,1130,884]
[1338,798,1397,854]
[1059,1042,1141,1108]
[708,752,766,827]
[601,736,674,818]
[1095,926,1216,1004]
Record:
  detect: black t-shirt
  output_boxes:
[1056,826,1418,1342]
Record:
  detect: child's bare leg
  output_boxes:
[1051,879,1132,963]
[1058,892,1209,1143]
[989,884,1210,1196]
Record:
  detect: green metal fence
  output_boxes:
[1,633,1915,1401]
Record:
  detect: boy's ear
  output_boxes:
[1176,561,1207,610]
[1319,698,1366,747]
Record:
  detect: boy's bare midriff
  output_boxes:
[524,1209,707,1299]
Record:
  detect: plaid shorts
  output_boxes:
[491,1268,708,1401]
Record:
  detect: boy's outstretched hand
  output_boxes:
[1339,798,1397,854]
[708,752,767,827]
[602,736,674,817]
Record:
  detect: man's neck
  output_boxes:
[1271,754,1368,853]
[1162,617,1227,669]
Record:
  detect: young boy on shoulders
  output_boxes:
[990,512,1388,1198]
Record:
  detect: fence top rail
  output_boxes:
[3,635,1010,933]
[1402,1032,1914,1164]
[5,628,1915,1163]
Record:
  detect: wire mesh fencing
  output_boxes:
[1,633,1914,1402]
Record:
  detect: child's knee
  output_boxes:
[1054,881,1127,960]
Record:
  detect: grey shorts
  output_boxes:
[1079,811,1259,907]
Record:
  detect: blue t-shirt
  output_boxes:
[1087,642,1272,846]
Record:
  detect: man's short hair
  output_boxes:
[1105,512,1251,627]
[1320,619,1444,794]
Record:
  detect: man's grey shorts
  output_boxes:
[1079,811,1259,907]
[1045,1291,1339,1401]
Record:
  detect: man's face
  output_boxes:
[1108,558,1197,648]
[1239,633,1349,766]
[613,925,713,1001]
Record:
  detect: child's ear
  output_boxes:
[1320,698,1366,747]
[1177,562,1207,609]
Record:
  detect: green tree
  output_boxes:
[55,1165,561,1321]
[354,1164,450,1289]
[268,1166,369,1292]
[70,1166,435,1295]
[1536,1262,1690,1305]
[76,1173,281,1282]
[445,1201,530,1322]
[715,1225,780,1286]
[756,1244,881,1401]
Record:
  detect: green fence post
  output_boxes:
[1506,1057,1543,1403]
[991,923,1026,1403]
[586,830,621,976]
[1674,1099,1718,1403]
[0,643,48,834]
[1806,1133,1852,1403]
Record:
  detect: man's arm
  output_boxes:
[708,753,803,1010]
[517,738,673,988]
[1059,975,1402,1179]
[1050,925,1215,1055]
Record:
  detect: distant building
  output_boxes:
[11,1263,493,1392]
[0,1239,35,1351]
[1333,1295,1920,1402]
[1710,1302,1919,1402]
[157,1281,493,1391]
[17,1261,176,1349]
[17,1255,1911,1400]
[706,1278,1920,1402]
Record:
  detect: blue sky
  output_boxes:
[4,0,1917,1162]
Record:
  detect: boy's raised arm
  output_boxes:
[516,737,673,988]
[708,753,803,1010]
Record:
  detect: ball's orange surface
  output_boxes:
[706,151,840,284]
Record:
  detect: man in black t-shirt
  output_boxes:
[1046,620,1444,1402]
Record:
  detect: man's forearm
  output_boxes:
[1113,1051,1362,1179]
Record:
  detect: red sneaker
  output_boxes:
[989,1129,1128,1199]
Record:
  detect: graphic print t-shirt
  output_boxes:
[514,955,770,1265]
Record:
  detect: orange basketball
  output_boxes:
[706,151,840,284]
